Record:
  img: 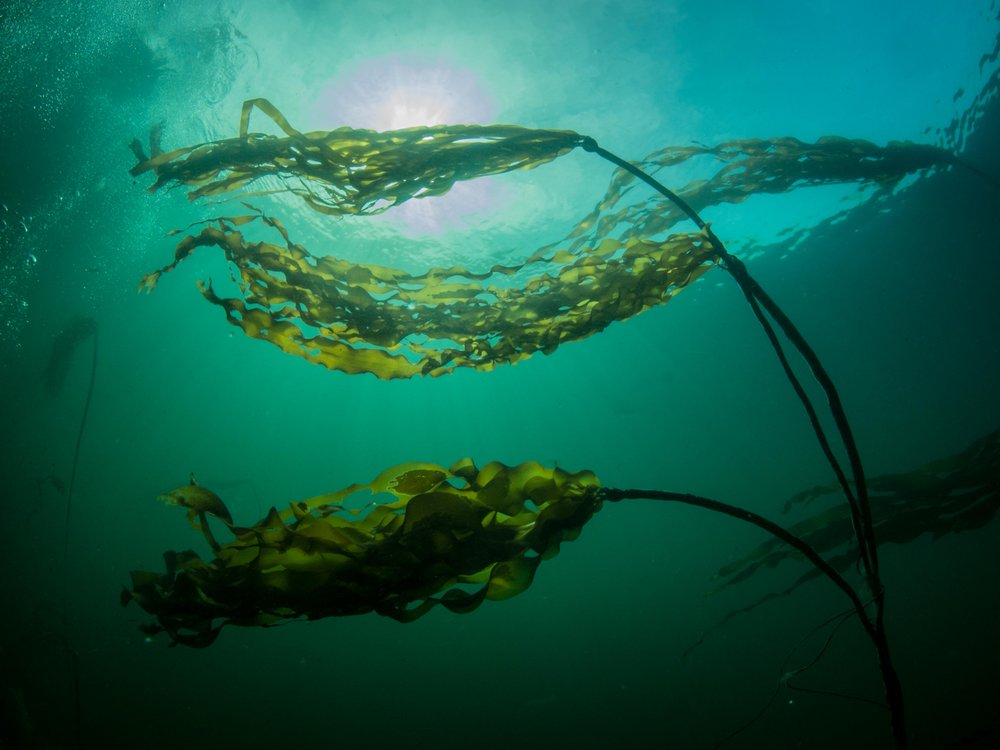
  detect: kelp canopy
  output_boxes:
[131,99,950,379]
[130,98,584,215]
[123,460,601,647]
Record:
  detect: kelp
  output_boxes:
[713,426,1000,594]
[123,460,601,647]
[677,428,1000,666]
[129,98,583,215]
[125,102,962,744]
[139,207,716,378]
[132,99,951,379]
[42,316,97,397]
[575,136,949,251]
[43,316,98,748]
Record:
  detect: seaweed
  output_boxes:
[125,99,968,748]
[42,316,97,397]
[39,316,98,750]
[123,460,601,647]
[130,98,582,214]
[132,100,949,380]
[715,426,1000,593]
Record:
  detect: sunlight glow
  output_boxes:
[315,53,497,131]
[313,54,501,235]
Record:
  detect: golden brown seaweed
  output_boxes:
[123,460,601,646]
[132,100,949,379]
[139,207,717,378]
[130,98,583,215]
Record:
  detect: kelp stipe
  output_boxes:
[43,315,97,750]
[43,317,100,596]
[580,139,907,745]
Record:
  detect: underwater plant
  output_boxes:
[710,426,1000,604]
[131,100,949,380]
[124,460,602,645]
[43,315,98,397]
[126,99,971,748]
[42,315,98,750]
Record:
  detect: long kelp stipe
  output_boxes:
[580,140,907,747]
[124,99,960,747]
[43,315,98,750]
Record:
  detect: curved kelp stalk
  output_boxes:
[580,142,906,746]
[42,315,98,750]
[126,100,965,747]
[706,426,1000,610]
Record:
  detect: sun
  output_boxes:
[312,55,502,236]
[314,53,497,131]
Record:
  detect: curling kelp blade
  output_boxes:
[130,98,583,215]
[124,460,601,647]
[132,100,948,379]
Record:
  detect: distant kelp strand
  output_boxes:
[715,425,1000,592]
[43,316,98,397]
[38,316,98,750]
[678,425,1000,663]
[579,135,951,247]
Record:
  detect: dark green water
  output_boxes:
[1,2,999,748]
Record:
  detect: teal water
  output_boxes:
[1,1,999,748]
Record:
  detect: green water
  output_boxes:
[1,1,999,747]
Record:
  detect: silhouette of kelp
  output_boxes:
[42,316,97,397]
[715,426,1000,594]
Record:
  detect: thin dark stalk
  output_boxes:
[580,138,905,748]
[711,605,869,749]
[62,327,96,750]
[579,137,874,575]
[600,488,874,637]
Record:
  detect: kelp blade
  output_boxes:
[123,460,601,647]
[133,100,950,379]
[130,97,584,215]
[140,208,717,379]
